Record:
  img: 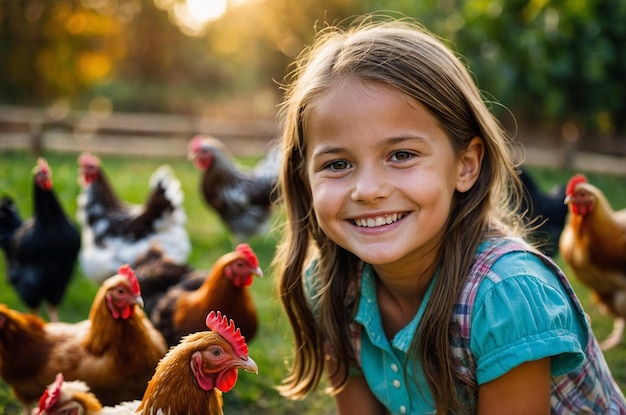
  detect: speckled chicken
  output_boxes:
[187,135,281,243]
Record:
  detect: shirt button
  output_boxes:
[390,363,399,372]
[399,406,407,414]
[393,379,401,388]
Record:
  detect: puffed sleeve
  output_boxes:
[470,253,587,385]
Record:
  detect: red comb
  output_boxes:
[37,373,63,413]
[205,311,248,357]
[189,135,204,152]
[118,264,141,296]
[78,152,101,167]
[566,174,587,196]
[236,244,258,268]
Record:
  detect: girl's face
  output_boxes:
[305,79,479,271]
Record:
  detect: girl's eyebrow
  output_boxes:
[310,135,428,158]
[381,135,427,146]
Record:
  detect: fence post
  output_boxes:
[29,115,44,157]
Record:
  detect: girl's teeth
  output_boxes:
[356,213,401,228]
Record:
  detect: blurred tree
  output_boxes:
[454,0,626,137]
[0,0,125,104]
[0,0,625,140]
[373,0,626,137]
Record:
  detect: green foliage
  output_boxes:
[368,0,626,136]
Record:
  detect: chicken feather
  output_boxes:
[559,174,626,350]
[0,266,167,415]
[34,311,258,415]
[76,153,190,283]
[150,244,263,347]
[188,135,281,243]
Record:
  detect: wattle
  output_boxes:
[215,368,238,392]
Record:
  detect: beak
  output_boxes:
[134,295,145,308]
[252,266,263,278]
[564,195,571,205]
[239,355,259,375]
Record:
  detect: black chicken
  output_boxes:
[133,243,206,316]
[0,158,80,321]
[0,196,22,254]
[187,135,281,243]
[518,167,568,258]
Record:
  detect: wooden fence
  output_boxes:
[0,105,278,158]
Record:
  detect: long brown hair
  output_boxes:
[273,15,526,413]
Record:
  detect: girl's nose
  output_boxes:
[350,167,390,203]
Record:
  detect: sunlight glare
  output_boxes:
[187,0,227,23]
[171,0,228,36]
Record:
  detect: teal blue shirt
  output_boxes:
[305,242,587,415]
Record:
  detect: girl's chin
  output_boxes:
[348,246,406,265]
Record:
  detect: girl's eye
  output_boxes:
[325,160,351,171]
[390,150,414,162]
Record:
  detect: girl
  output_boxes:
[273,16,626,415]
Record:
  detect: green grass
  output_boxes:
[1,149,625,414]
[0,149,334,414]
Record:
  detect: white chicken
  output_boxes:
[76,152,191,283]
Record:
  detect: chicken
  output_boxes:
[150,243,263,347]
[0,196,22,253]
[518,167,568,258]
[559,174,626,350]
[0,158,80,322]
[34,311,258,415]
[0,196,23,267]
[0,265,168,415]
[187,135,281,243]
[133,243,205,317]
[76,152,191,283]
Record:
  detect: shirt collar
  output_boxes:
[355,263,438,353]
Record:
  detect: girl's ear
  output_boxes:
[456,136,484,193]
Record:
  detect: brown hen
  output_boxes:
[0,265,167,415]
[150,243,263,347]
[34,311,258,415]
[559,174,626,350]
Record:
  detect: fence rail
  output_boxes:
[0,105,278,158]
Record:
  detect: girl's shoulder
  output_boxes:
[463,237,583,327]
[467,237,566,291]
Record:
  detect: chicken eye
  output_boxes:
[211,347,222,357]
